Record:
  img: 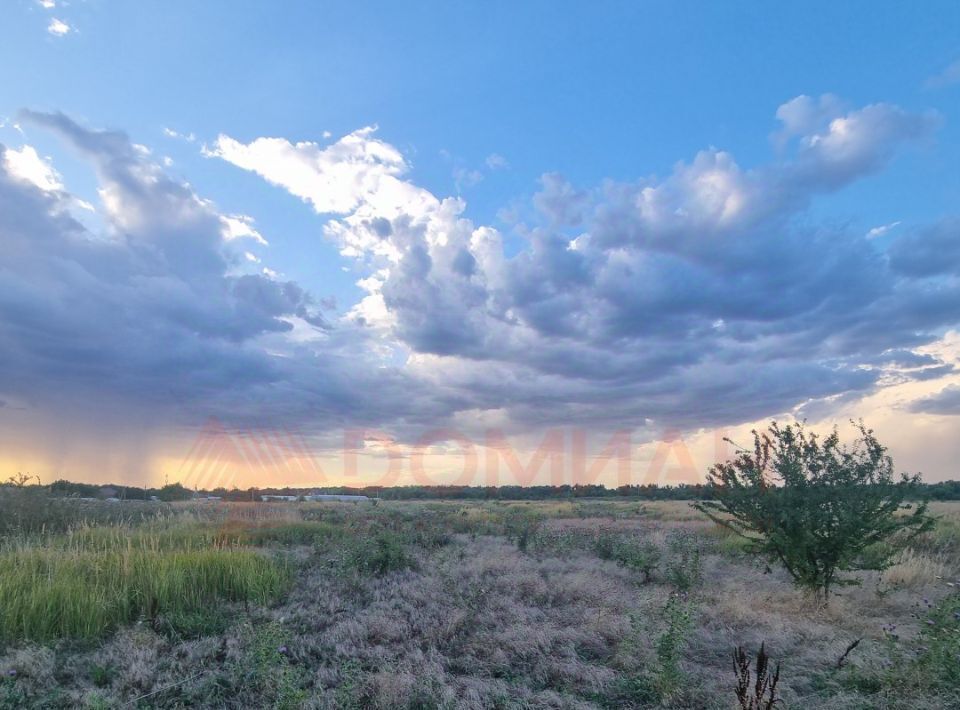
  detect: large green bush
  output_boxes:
[696,421,933,604]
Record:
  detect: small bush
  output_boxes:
[664,530,702,591]
[502,507,543,552]
[595,531,661,583]
[342,532,414,576]
[653,593,694,698]
[88,663,114,689]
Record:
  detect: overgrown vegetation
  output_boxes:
[697,421,933,603]
[0,486,957,708]
[0,536,289,643]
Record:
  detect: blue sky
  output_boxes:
[2,1,960,486]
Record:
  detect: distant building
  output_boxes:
[261,495,300,502]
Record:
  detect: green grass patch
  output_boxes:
[0,544,290,644]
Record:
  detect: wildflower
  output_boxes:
[278,645,289,655]
[6,669,15,678]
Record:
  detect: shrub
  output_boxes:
[502,507,543,552]
[653,593,694,698]
[696,421,933,604]
[664,530,702,591]
[342,532,414,576]
[595,531,661,583]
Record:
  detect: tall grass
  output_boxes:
[0,530,290,644]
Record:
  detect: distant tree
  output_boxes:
[695,421,933,605]
[155,482,194,502]
[7,472,40,488]
[48,479,99,498]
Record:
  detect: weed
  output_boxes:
[733,643,781,709]
[342,532,415,576]
[503,508,543,552]
[236,621,308,709]
[595,531,661,583]
[89,662,114,688]
[665,530,703,591]
[653,593,694,698]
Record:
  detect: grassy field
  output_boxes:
[0,493,957,708]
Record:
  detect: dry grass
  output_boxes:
[881,548,948,588]
[0,498,957,709]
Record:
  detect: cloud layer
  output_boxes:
[211,97,955,435]
[1,98,958,460]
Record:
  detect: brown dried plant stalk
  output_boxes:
[733,642,782,709]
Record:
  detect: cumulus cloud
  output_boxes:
[205,127,409,215]
[2,145,63,192]
[3,96,959,467]
[206,95,957,439]
[47,18,71,36]
[0,113,370,431]
[220,214,268,245]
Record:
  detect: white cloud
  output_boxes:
[220,214,268,244]
[47,18,71,36]
[2,145,63,192]
[162,127,196,143]
[453,166,483,190]
[485,153,509,170]
[866,221,901,239]
[37,0,55,9]
[206,126,409,216]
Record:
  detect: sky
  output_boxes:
[2,1,960,489]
